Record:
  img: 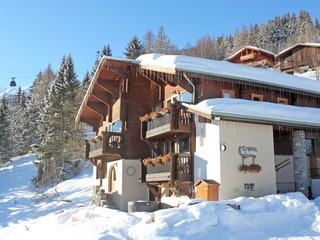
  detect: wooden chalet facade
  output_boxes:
[76,53,320,210]
[228,46,276,68]
[276,43,320,76]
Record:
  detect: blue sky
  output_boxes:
[1,0,320,88]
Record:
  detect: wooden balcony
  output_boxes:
[140,104,192,140]
[280,61,293,70]
[240,53,255,61]
[86,131,125,161]
[140,153,192,184]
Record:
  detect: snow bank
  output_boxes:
[1,155,320,240]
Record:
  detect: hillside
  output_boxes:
[0,154,320,240]
[0,85,31,99]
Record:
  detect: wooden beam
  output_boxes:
[92,90,114,107]
[144,140,161,155]
[175,180,192,199]
[97,78,119,97]
[146,183,161,199]
[87,102,108,119]
[79,116,101,133]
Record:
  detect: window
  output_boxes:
[222,89,235,98]
[251,93,263,101]
[180,91,191,102]
[107,120,122,133]
[170,140,176,153]
[108,165,117,193]
[305,139,314,155]
[179,137,190,153]
[277,97,288,104]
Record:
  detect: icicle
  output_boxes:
[278,126,282,139]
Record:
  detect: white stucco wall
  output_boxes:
[194,119,277,201]
[93,159,148,212]
[194,120,221,184]
[220,121,277,199]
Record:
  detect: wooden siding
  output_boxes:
[124,75,153,159]
[195,78,320,108]
[112,99,121,121]
[228,47,275,67]
[273,130,293,155]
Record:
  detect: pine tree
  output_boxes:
[35,54,83,186]
[82,71,91,90]
[0,94,14,163]
[124,35,145,59]
[26,64,56,149]
[91,44,112,77]
[297,10,313,42]
[11,88,29,155]
[102,44,112,56]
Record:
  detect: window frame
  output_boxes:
[277,97,288,104]
[251,93,263,101]
[222,89,235,98]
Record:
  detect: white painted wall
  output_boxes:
[194,119,277,201]
[92,159,148,212]
[194,120,221,184]
[219,121,277,199]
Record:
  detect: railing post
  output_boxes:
[102,131,107,154]
[171,154,178,183]
[171,104,179,130]
[85,140,90,159]
[139,160,146,183]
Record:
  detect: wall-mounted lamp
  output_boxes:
[220,143,227,151]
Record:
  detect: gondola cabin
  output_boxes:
[10,78,16,87]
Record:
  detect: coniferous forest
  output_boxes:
[0,10,319,186]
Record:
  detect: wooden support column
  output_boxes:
[175,180,193,199]
[146,183,161,200]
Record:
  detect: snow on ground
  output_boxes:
[1,155,320,240]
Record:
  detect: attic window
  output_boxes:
[277,97,288,104]
[222,89,235,98]
[251,93,263,101]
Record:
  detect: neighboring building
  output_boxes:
[276,43,320,76]
[227,46,276,68]
[76,53,320,211]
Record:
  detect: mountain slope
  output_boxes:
[0,85,31,99]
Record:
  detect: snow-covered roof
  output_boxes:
[277,43,320,57]
[182,98,320,128]
[77,53,320,123]
[228,46,275,60]
[136,54,320,95]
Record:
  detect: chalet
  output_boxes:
[76,53,320,211]
[227,46,276,68]
[276,43,320,76]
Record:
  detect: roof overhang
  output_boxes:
[75,57,137,130]
[182,98,320,129]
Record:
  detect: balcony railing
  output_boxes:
[240,53,255,61]
[280,61,293,69]
[86,131,125,159]
[140,153,192,183]
[140,104,192,139]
